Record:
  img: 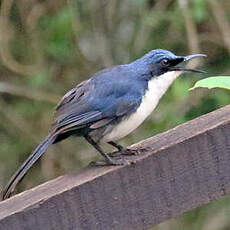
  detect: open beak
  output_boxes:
[170,54,207,73]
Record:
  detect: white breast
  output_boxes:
[101,71,182,143]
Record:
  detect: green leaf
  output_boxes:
[190,76,230,90]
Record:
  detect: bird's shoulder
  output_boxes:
[55,80,87,110]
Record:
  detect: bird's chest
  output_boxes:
[102,72,179,143]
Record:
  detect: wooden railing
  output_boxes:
[1,105,230,230]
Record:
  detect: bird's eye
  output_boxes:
[161,59,170,67]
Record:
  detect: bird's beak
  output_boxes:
[184,54,207,62]
[170,54,207,73]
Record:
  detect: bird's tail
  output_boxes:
[1,134,57,200]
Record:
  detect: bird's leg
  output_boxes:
[84,135,127,166]
[108,141,124,152]
[108,141,138,157]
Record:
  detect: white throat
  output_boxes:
[101,71,182,143]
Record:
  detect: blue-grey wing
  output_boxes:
[52,75,142,134]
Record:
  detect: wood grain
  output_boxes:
[1,105,230,230]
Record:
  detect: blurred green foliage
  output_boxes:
[0,0,230,229]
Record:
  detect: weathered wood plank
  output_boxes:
[1,105,230,230]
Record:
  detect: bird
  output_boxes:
[2,49,206,200]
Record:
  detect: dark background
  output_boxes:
[0,0,230,229]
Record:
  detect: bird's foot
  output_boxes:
[108,148,139,157]
[123,148,139,156]
[107,150,121,157]
[89,158,129,166]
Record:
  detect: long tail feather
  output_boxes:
[1,134,56,200]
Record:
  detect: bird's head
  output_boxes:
[140,49,206,78]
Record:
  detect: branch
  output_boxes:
[209,0,230,55]
[0,0,38,76]
[1,105,230,229]
[178,0,202,68]
[0,82,59,103]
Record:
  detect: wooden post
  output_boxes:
[1,105,230,230]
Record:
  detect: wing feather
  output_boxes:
[56,111,102,131]
[51,72,142,136]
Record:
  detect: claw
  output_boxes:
[107,151,121,157]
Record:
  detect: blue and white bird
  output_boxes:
[2,49,206,200]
